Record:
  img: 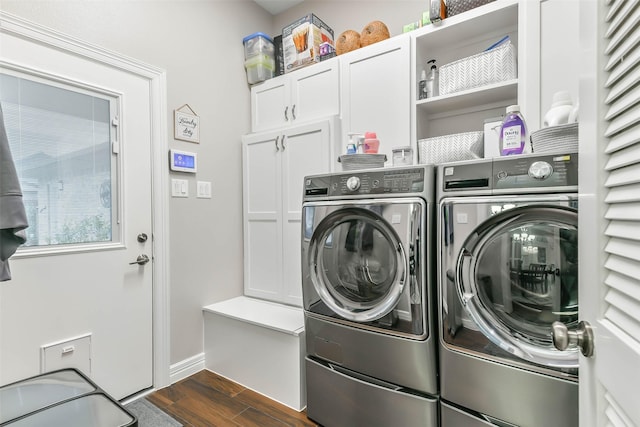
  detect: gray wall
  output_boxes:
[0,0,426,373]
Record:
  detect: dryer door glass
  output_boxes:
[456,204,579,368]
[308,205,409,323]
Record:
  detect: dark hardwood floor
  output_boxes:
[147,370,319,427]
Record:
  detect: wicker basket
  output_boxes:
[447,0,495,17]
[418,131,484,164]
[439,41,517,96]
[338,154,387,171]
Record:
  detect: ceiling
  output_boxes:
[253,0,305,15]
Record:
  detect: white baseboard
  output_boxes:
[169,352,205,384]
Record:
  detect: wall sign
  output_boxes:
[174,104,200,143]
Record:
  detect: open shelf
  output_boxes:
[417,79,518,116]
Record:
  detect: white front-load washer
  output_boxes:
[301,165,438,427]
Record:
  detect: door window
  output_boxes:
[0,70,119,251]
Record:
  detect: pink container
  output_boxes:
[363,132,380,154]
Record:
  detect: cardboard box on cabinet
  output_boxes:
[282,14,334,73]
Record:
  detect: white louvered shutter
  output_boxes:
[580,0,640,426]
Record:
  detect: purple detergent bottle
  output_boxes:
[499,105,528,156]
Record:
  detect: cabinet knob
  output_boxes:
[281,135,286,151]
[275,135,280,151]
[292,104,296,120]
[284,106,289,121]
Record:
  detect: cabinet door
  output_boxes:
[290,57,340,127]
[251,77,290,132]
[341,36,411,167]
[242,130,283,301]
[280,120,332,306]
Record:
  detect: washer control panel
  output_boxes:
[304,166,429,199]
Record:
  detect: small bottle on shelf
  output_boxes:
[363,132,380,153]
[419,68,427,100]
[499,105,528,156]
[425,59,438,98]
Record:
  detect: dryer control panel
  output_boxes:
[440,152,578,195]
[493,153,578,191]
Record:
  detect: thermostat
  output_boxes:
[169,149,197,173]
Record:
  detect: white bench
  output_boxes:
[203,296,306,411]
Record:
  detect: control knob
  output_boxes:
[346,176,361,191]
[528,161,553,180]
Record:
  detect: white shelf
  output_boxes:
[417,79,518,115]
[412,0,523,143]
[413,0,519,48]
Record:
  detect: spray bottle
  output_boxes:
[425,59,438,98]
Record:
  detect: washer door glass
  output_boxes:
[309,207,407,322]
[456,204,579,368]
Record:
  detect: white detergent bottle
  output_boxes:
[543,90,574,127]
[499,105,528,156]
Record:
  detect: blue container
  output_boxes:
[243,32,274,60]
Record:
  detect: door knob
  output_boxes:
[137,233,148,243]
[551,320,594,357]
[129,254,150,265]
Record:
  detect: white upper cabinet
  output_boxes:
[251,57,340,132]
[340,35,411,167]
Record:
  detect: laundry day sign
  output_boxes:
[174,104,200,143]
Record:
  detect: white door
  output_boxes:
[280,120,332,305]
[289,58,340,126]
[242,129,282,301]
[340,35,410,167]
[576,1,640,426]
[251,77,290,132]
[0,17,156,399]
[242,119,334,306]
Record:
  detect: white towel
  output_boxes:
[0,104,28,281]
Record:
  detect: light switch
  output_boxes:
[197,181,212,199]
[171,179,189,197]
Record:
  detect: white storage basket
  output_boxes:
[418,131,484,164]
[439,41,517,96]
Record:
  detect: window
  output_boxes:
[0,70,119,250]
